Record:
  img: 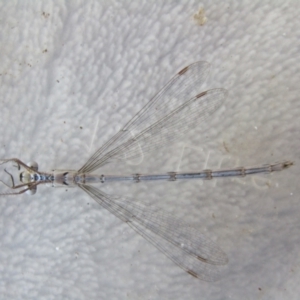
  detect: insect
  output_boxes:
[0,62,292,281]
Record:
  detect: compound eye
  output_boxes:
[26,186,37,195]
[27,161,38,171]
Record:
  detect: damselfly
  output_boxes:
[0,62,292,281]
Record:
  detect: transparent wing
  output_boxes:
[79,61,227,173]
[80,184,228,281]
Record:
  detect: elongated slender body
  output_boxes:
[8,159,292,188]
[50,161,292,186]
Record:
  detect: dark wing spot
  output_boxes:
[196,91,208,98]
[178,66,189,75]
[187,270,198,278]
[283,161,293,168]
[197,255,208,263]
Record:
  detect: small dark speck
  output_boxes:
[43,49,48,53]
[42,12,50,18]
[64,121,66,124]
[80,126,83,129]
[258,287,262,291]
[65,189,68,192]
[87,203,89,205]
[57,80,59,83]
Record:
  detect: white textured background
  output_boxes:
[0,1,299,299]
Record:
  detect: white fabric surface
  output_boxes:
[0,1,299,299]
